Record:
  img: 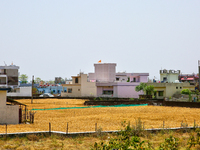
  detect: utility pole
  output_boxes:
[31,75,34,104]
[199,60,200,90]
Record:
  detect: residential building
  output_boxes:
[61,73,97,97]
[37,84,63,94]
[147,82,195,99]
[89,63,149,98]
[0,64,19,87]
[160,69,180,83]
[61,63,149,98]
[179,73,199,86]
[147,69,196,99]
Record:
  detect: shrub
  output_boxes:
[27,134,39,141]
[92,120,152,150]
[159,135,179,150]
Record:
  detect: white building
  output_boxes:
[160,69,180,83]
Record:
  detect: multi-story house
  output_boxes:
[147,69,195,99]
[160,69,180,83]
[0,64,19,87]
[61,63,149,98]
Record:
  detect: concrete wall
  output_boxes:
[0,90,19,124]
[139,75,148,82]
[88,73,96,81]
[113,82,144,98]
[61,85,81,97]
[94,63,116,82]
[6,69,18,76]
[0,105,19,124]
[0,91,6,106]
[160,73,179,83]
[80,74,97,97]
[114,86,140,98]
[7,87,32,97]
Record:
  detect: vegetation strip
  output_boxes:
[31,103,148,111]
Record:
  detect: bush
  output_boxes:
[92,120,153,150]
[27,134,39,141]
[159,135,179,150]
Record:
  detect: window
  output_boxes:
[78,89,80,91]
[176,87,178,89]
[75,78,78,83]
[68,88,72,93]
[133,78,136,82]
[180,87,182,89]
[163,77,167,81]
[116,77,119,81]
[158,91,163,96]
[103,90,113,95]
[64,87,67,92]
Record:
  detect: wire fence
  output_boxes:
[0,119,199,136]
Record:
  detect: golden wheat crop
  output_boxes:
[1,99,200,134]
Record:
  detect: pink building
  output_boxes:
[89,63,149,98]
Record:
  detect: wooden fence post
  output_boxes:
[95,123,97,132]
[163,121,165,129]
[194,120,196,128]
[49,122,51,136]
[143,122,145,130]
[5,124,7,140]
[66,122,68,135]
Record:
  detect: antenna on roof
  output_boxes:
[4,61,7,66]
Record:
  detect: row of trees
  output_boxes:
[19,74,43,84]
[19,74,71,84]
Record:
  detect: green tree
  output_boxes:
[135,83,154,96]
[181,89,192,101]
[47,80,55,84]
[19,74,28,84]
[135,83,147,93]
[144,85,155,95]
[35,77,42,84]
[127,77,130,82]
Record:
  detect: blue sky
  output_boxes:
[1,0,200,81]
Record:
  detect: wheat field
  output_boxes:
[1,99,200,134]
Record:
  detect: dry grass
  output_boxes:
[1,130,200,149]
[1,99,200,134]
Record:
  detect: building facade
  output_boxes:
[160,69,180,83]
[61,63,149,98]
[0,64,19,87]
[147,82,195,99]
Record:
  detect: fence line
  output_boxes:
[0,120,199,137]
